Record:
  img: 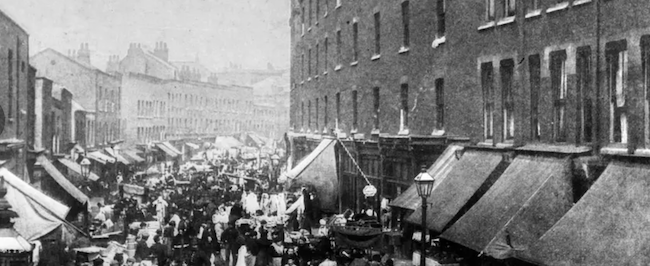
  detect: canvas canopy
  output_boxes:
[283,138,337,212]
[37,155,89,204]
[1,168,71,241]
[214,136,244,149]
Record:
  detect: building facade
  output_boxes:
[290,0,650,264]
[30,47,122,149]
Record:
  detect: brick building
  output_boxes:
[30,46,122,149]
[290,0,650,264]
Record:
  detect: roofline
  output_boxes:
[0,9,29,35]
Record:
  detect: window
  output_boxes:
[482,62,494,140]
[504,0,516,17]
[352,90,358,131]
[401,1,410,47]
[527,0,539,12]
[373,87,380,130]
[324,37,328,72]
[336,0,341,8]
[316,98,320,131]
[486,0,495,21]
[606,40,628,144]
[308,0,312,26]
[301,6,305,35]
[316,0,320,22]
[336,30,342,66]
[501,60,515,140]
[316,43,320,75]
[374,12,381,55]
[308,48,312,76]
[324,95,329,129]
[324,0,329,14]
[551,50,568,142]
[529,54,541,140]
[437,0,445,37]
[336,92,341,129]
[352,22,359,62]
[301,102,305,129]
[435,78,444,131]
[308,100,312,130]
[577,46,593,143]
[400,84,409,131]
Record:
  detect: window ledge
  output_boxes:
[334,64,342,71]
[496,16,516,26]
[496,142,515,148]
[477,141,494,147]
[398,46,410,54]
[547,2,570,13]
[335,4,341,9]
[307,77,312,82]
[314,75,319,79]
[315,21,319,26]
[371,54,381,61]
[525,9,543,19]
[431,36,446,48]
[350,61,358,66]
[398,129,410,136]
[300,81,304,85]
[573,0,592,7]
[601,146,630,156]
[308,27,312,32]
[324,12,328,18]
[323,71,328,75]
[431,130,445,137]
[478,21,496,31]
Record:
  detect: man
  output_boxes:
[135,234,150,262]
[151,235,170,266]
[221,222,241,266]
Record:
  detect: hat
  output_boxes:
[319,219,326,226]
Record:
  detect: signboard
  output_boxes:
[363,185,377,198]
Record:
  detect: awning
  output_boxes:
[122,149,145,163]
[214,136,244,149]
[405,149,504,231]
[284,138,338,212]
[1,167,71,241]
[390,145,463,210]
[58,158,100,181]
[162,141,183,155]
[37,155,89,204]
[103,148,131,165]
[86,151,115,164]
[155,142,180,158]
[440,156,572,259]
[186,142,200,149]
[522,160,650,265]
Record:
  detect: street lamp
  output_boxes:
[414,167,435,266]
[80,158,91,180]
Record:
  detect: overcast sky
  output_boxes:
[0,0,291,71]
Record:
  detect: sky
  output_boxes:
[0,0,291,71]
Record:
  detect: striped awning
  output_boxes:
[86,151,116,164]
[103,148,131,165]
[58,158,100,181]
[37,155,89,204]
[155,143,180,157]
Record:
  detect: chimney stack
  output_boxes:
[76,43,91,65]
[153,41,169,62]
[106,55,121,74]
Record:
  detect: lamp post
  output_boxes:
[80,157,91,180]
[414,167,435,266]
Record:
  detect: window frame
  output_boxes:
[642,36,650,147]
[352,21,359,62]
[435,78,445,131]
[374,12,381,55]
[550,50,568,143]
[606,40,629,144]
[400,83,409,130]
[401,1,410,48]
[576,46,593,144]
[485,0,495,21]
[482,62,495,141]
[501,59,515,141]
[373,87,380,130]
[437,0,446,37]
[352,90,358,131]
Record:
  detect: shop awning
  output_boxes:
[186,142,200,149]
[440,156,573,259]
[521,160,650,265]
[103,148,131,165]
[163,141,183,155]
[284,138,338,212]
[155,142,180,157]
[1,167,71,241]
[37,155,89,204]
[405,149,504,231]
[58,158,100,181]
[86,151,115,164]
[390,145,463,210]
[122,149,145,163]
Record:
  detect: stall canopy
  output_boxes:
[37,155,89,205]
[58,158,100,181]
[86,151,116,164]
[163,141,183,155]
[521,160,650,265]
[405,149,505,231]
[1,167,71,241]
[155,142,181,158]
[214,136,244,149]
[440,156,573,259]
[186,143,200,149]
[390,145,463,210]
[284,138,337,212]
[121,149,145,163]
